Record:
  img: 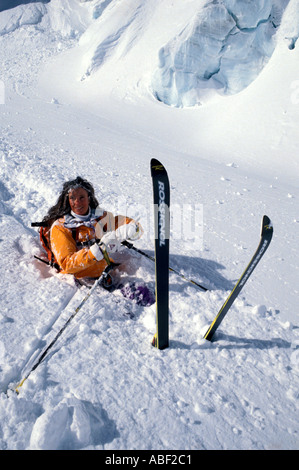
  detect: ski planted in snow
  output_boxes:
[151,158,170,349]
[203,215,273,342]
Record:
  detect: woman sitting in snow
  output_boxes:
[42,176,143,280]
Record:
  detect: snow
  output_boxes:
[0,0,298,451]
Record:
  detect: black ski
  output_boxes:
[151,158,170,349]
[204,215,273,342]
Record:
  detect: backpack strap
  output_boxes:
[31,221,61,271]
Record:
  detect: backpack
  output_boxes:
[31,222,61,271]
[32,212,108,271]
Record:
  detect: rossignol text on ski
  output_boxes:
[157,180,167,247]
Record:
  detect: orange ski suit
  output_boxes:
[50,208,137,279]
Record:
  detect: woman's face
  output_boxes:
[68,187,90,215]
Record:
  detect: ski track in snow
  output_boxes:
[0,0,298,450]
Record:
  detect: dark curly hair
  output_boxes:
[42,176,99,226]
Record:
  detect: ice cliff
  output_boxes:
[152,0,289,107]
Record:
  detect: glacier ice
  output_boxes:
[223,0,273,29]
[152,1,280,107]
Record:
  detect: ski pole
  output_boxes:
[14,252,114,394]
[122,241,208,291]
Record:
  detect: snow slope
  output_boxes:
[0,0,298,450]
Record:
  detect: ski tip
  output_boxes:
[150,158,162,167]
[150,159,167,177]
[262,215,273,237]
